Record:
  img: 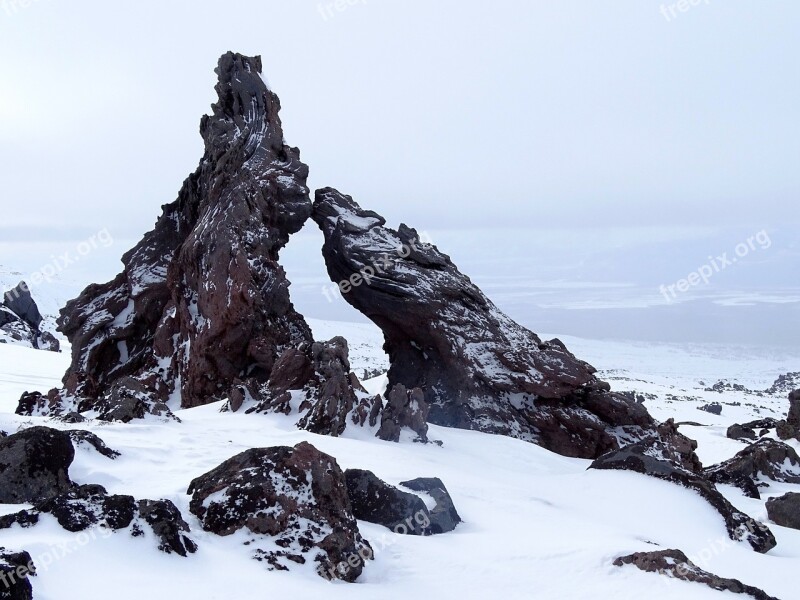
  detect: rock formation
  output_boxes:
[0,427,75,504]
[765,492,800,530]
[704,439,800,499]
[613,549,779,600]
[0,548,35,600]
[400,477,461,534]
[187,442,371,581]
[311,187,657,458]
[17,52,314,419]
[776,390,800,441]
[0,282,59,352]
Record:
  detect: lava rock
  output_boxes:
[0,427,74,504]
[188,442,371,581]
[35,484,136,532]
[727,423,758,441]
[345,469,432,535]
[765,492,800,530]
[136,500,198,557]
[18,52,314,419]
[698,402,722,415]
[67,430,120,459]
[590,436,776,553]
[704,439,800,500]
[776,390,800,441]
[0,549,35,600]
[613,549,779,600]
[3,282,42,329]
[400,477,461,533]
[310,188,657,459]
[377,384,430,443]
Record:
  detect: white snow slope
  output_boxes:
[0,318,798,600]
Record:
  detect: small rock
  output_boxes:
[766,492,800,530]
[400,477,461,533]
[0,427,74,504]
[345,469,432,535]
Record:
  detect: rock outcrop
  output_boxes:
[0,282,59,352]
[17,52,314,419]
[310,188,657,459]
[704,439,800,499]
[187,442,371,581]
[613,549,779,600]
[590,432,776,553]
[776,390,800,441]
[0,548,35,600]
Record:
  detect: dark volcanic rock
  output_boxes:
[400,477,461,534]
[18,52,313,418]
[613,549,779,600]
[765,492,800,530]
[377,384,429,443]
[728,423,759,441]
[67,430,120,459]
[698,402,722,415]
[590,434,776,553]
[3,282,42,329]
[776,390,800,441]
[311,188,656,458]
[0,427,74,504]
[344,469,432,535]
[0,548,35,600]
[704,439,800,499]
[0,484,197,557]
[187,442,371,581]
[136,500,198,557]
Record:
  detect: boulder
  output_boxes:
[0,427,74,504]
[400,477,461,533]
[3,282,42,329]
[377,384,430,443]
[776,390,800,441]
[345,469,433,535]
[187,442,371,581]
[613,549,779,600]
[310,188,657,459]
[135,500,198,557]
[765,492,800,530]
[590,435,776,553]
[66,430,120,459]
[697,403,722,415]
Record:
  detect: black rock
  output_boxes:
[3,282,42,329]
[704,439,800,500]
[590,434,776,553]
[377,384,429,443]
[136,500,197,557]
[345,469,432,535]
[400,477,461,533]
[766,492,800,530]
[0,549,35,600]
[188,442,371,581]
[0,427,74,504]
[35,484,136,532]
[311,188,657,459]
[698,403,722,415]
[67,430,120,459]
[614,549,779,600]
[727,423,758,441]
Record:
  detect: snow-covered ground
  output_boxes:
[0,319,798,599]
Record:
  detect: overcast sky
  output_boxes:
[1,0,798,240]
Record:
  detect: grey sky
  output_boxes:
[1,0,798,238]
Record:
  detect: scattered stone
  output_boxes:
[765,492,800,530]
[613,549,779,600]
[345,469,433,535]
[400,477,461,533]
[188,442,371,581]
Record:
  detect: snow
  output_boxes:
[0,322,798,599]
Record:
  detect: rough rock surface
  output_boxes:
[400,477,461,534]
[0,282,59,352]
[0,427,74,504]
[345,469,433,535]
[377,384,429,443]
[704,439,800,499]
[776,390,800,441]
[727,419,780,442]
[310,188,657,459]
[0,485,197,557]
[187,442,371,581]
[66,430,120,459]
[613,549,779,600]
[765,492,800,530]
[590,432,776,553]
[16,52,313,419]
[0,548,35,600]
